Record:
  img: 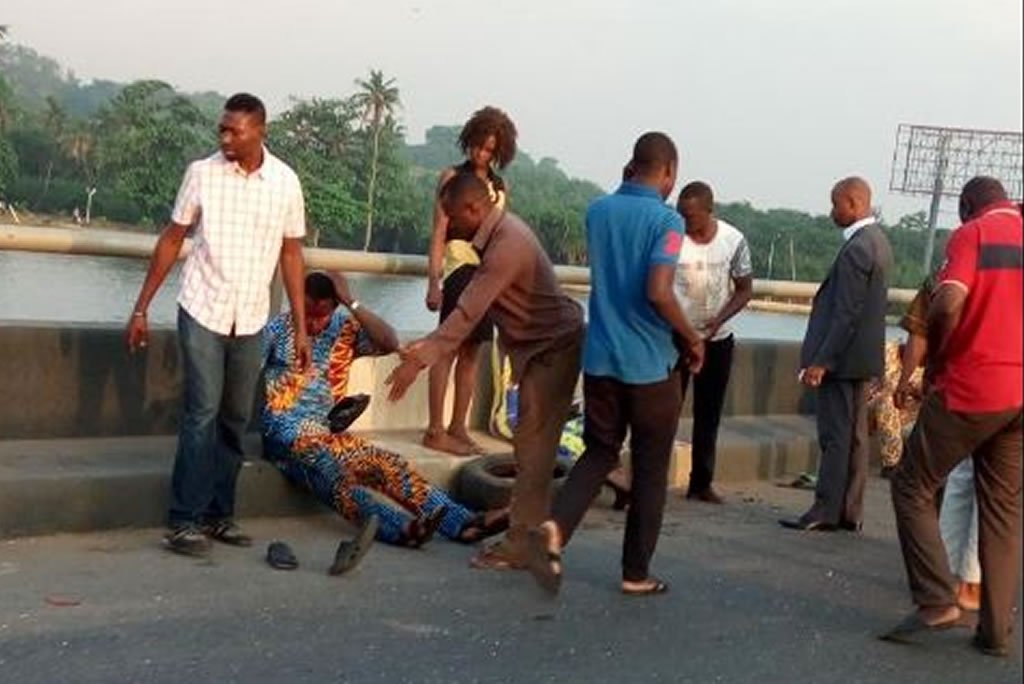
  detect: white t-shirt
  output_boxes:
[673,219,753,341]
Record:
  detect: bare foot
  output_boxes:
[422,429,473,456]
[958,582,982,611]
[526,521,563,594]
[447,429,484,454]
[918,604,962,626]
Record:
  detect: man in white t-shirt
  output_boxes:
[673,181,753,504]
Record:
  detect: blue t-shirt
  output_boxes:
[583,182,684,384]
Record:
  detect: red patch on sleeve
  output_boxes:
[664,231,683,256]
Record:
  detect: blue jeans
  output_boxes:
[168,308,263,528]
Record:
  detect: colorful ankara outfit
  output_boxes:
[867,341,924,469]
[261,309,475,544]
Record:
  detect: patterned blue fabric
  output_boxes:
[261,309,475,543]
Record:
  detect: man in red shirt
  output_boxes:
[885,177,1023,657]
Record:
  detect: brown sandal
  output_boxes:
[622,578,669,596]
[457,510,511,544]
[469,543,525,570]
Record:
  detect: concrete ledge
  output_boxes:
[0,431,511,539]
[0,416,817,539]
[675,414,819,484]
[0,323,813,440]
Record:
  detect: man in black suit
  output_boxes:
[781,177,893,532]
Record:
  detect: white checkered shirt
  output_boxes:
[172,149,306,336]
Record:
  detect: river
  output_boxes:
[1,250,822,339]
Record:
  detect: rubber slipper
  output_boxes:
[622,578,670,596]
[526,526,562,596]
[776,473,817,490]
[879,610,970,644]
[328,515,379,576]
[419,505,447,545]
[457,510,511,545]
[266,541,298,571]
[469,543,525,571]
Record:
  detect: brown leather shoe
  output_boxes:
[686,488,725,505]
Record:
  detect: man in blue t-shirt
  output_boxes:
[527,132,705,596]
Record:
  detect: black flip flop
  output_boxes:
[622,578,670,597]
[266,541,299,571]
[420,506,448,544]
[526,526,562,596]
[879,610,970,644]
[328,515,379,576]
[457,510,511,545]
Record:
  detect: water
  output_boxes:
[0,250,818,339]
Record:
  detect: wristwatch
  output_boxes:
[348,300,361,312]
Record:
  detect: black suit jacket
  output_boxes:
[800,223,893,380]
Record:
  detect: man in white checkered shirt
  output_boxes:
[126,93,311,558]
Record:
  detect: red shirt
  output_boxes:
[934,201,1023,412]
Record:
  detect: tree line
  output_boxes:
[0,38,942,287]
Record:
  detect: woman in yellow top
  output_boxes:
[424,106,518,455]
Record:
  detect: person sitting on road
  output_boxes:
[261,271,508,548]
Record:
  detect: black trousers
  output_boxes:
[552,372,682,582]
[678,335,735,493]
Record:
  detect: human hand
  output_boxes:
[293,330,312,372]
[800,366,827,388]
[894,379,921,411]
[126,313,149,353]
[686,338,705,374]
[329,272,354,307]
[425,280,442,312]
[385,356,424,402]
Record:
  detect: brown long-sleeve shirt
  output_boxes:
[412,206,584,379]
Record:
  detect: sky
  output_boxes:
[3,0,1022,224]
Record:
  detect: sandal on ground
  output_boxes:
[776,473,817,490]
[266,541,299,571]
[526,524,563,595]
[403,506,448,549]
[328,515,379,576]
[621,577,670,596]
[469,543,526,571]
[878,609,970,644]
[457,510,511,545]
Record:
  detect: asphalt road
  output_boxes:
[0,480,1019,684]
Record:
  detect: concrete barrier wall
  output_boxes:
[0,323,814,440]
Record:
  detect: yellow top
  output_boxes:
[442,184,506,279]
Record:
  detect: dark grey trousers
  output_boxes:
[811,379,870,525]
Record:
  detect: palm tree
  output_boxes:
[352,70,400,251]
[42,96,67,193]
[63,120,99,222]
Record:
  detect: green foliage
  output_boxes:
[94,80,213,222]
[0,135,17,195]
[0,38,949,281]
[405,126,461,169]
[717,201,946,288]
[505,156,603,263]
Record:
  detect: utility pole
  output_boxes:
[789,238,796,281]
[922,132,951,276]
